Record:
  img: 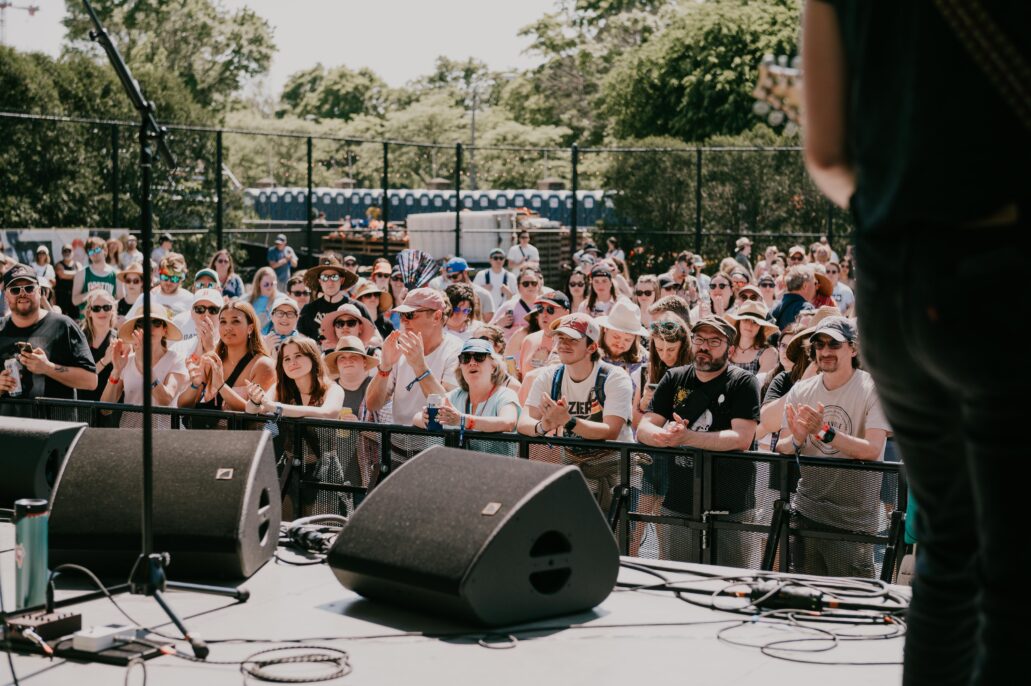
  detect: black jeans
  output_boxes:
[855,221,1029,686]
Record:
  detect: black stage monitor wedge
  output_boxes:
[327,445,620,626]
[0,417,87,511]
[49,428,281,580]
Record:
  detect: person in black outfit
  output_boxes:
[0,264,97,415]
[637,315,759,567]
[803,2,1029,684]
[297,262,357,348]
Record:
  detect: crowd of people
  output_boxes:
[0,229,887,574]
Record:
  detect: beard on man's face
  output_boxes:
[694,347,728,372]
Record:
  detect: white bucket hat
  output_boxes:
[594,299,649,338]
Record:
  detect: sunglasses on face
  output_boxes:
[568,281,586,288]
[344,261,358,267]
[159,273,184,283]
[373,273,390,279]
[790,255,804,262]
[538,305,565,315]
[634,290,654,298]
[290,290,311,298]
[738,293,759,301]
[827,270,839,275]
[215,258,230,264]
[520,281,539,288]
[459,352,489,364]
[134,320,167,330]
[812,338,845,350]
[7,280,39,296]
[272,309,298,319]
[390,275,403,282]
[334,318,360,329]
[448,273,465,281]
[320,273,341,283]
[711,283,730,290]
[491,256,504,261]
[453,306,472,315]
[90,304,114,312]
[759,282,775,289]
[87,247,104,256]
[193,305,220,315]
[400,310,431,320]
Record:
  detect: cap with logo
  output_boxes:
[550,313,600,342]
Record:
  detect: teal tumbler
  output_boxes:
[14,498,48,610]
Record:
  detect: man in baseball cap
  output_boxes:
[366,287,464,451]
[1,264,97,412]
[474,248,515,310]
[638,313,760,566]
[775,315,888,577]
[268,233,298,292]
[518,310,634,510]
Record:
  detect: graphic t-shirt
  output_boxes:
[649,364,760,514]
[781,369,891,532]
[526,361,634,443]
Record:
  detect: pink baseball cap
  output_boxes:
[391,288,448,313]
[550,313,600,342]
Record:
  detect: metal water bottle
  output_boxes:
[14,499,48,610]
[426,394,443,431]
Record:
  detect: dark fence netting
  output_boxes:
[3,397,906,582]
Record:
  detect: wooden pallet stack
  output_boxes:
[321,231,408,257]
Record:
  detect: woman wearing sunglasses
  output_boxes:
[704,272,735,319]
[241,266,279,331]
[413,338,520,455]
[320,302,379,354]
[444,283,478,341]
[566,267,591,314]
[115,263,144,326]
[209,249,245,301]
[633,275,659,327]
[78,290,118,400]
[101,308,188,428]
[490,266,541,341]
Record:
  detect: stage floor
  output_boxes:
[1,526,905,685]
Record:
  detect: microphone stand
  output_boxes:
[78,0,247,660]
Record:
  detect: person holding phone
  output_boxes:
[1,264,97,415]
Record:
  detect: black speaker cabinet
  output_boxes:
[328,446,619,626]
[0,417,87,510]
[49,428,281,580]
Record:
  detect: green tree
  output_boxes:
[602,0,798,142]
[278,64,389,120]
[62,0,275,111]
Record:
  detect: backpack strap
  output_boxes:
[594,362,611,408]
[550,366,564,401]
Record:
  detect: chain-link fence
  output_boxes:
[5,396,908,582]
[1,111,852,283]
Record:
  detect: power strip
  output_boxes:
[72,624,138,652]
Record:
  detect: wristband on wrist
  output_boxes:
[377,365,392,377]
[108,375,121,385]
[465,415,476,431]
[151,380,159,389]
[790,436,805,452]
[405,369,431,392]
[816,423,836,443]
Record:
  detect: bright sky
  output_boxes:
[6,0,554,93]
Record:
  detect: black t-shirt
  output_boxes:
[649,364,760,514]
[1,311,96,414]
[762,370,793,405]
[298,296,350,344]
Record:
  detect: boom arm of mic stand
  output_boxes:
[81,0,176,170]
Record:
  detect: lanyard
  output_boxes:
[461,384,498,445]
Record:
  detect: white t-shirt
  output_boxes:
[385,332,463,429]
[507,242,539,267]
[832,282,856,314]
[127,287,196,318]
[120,349,188,428]
[474,268,515,309]
[470,282,496,318]
[781,369,891,532]
[526,361,634,443]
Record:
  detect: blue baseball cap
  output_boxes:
[446,257,469,274]
[460,338,495,356]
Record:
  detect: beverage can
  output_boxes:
[4,357,23,397]
[426,394,443,431]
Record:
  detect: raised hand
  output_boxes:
[380,330,402,369]
[110,339,130,373]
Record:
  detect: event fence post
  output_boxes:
[305,136,314,259]
[570,143,579,263]
[454,142,462,257]
[381,141,390,258]
[110,124,119,230]
[215,129,223,250]
[694,148,703,254]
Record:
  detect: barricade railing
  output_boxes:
[1,396,907,581]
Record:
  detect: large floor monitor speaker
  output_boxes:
[49,428,281,580]
[328,446,620,626]
[0,417,87,510]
